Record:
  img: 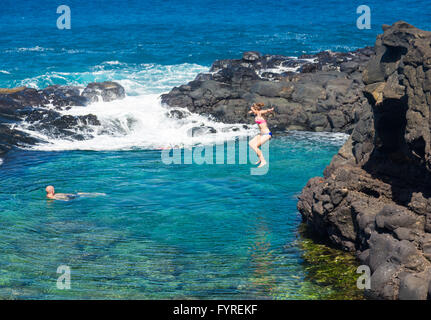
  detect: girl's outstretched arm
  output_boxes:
[260,107,275,114]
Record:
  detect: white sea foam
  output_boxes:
[257,57,318,77]
[0,70,11,75]
[259,65,301,74]
[20,94,256,151]
[287,130,349,146]
[17,62,257,151]
[16,62,208,94]
[103,61,122,65]
[17,46,54,52]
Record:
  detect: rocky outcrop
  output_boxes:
[0,81,125,160]
[298,21,431,300]
[0,123,39,158]
[82,81,125,103]
[161,47,374,133]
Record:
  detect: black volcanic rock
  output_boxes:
[41,85,89,107]
[0,123,40,157]
[81,81,126,103]
[242,51,262,62]
[0,87,48,121]
[0,81,126,160]
[188,126,217,137]
[298,21,431,300]
[161,47,374,133]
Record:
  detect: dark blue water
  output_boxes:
[0,0,428,299]
[1,0,431,87]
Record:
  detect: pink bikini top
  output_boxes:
[255,119,266,124]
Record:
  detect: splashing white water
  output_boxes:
[257,57,318,76]
[21,94,255,151]
[15,62,208,93]
[287,130,349,146]
[17,62,257,151]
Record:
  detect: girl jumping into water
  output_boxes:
[248,103,274,168]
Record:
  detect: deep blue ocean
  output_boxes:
[0,0,430,299]
[1,0,431,88]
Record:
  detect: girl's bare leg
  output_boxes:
[255,135,271,168]
[249,135,263,164]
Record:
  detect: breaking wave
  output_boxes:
[17,62,257,151]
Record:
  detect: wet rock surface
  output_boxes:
[0,82,125,160]
[161,47,374,133]
[298,21,431,300]
[81,81,125,103]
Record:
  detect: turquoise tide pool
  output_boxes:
[0,133,348,299]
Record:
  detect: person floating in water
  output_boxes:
[45,185,105,201]
[248,103,274,168]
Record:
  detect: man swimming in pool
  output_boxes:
[45,185,105,200]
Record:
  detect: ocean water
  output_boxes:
[0,0,430,299]
[0,133,347,299]
[1,0,431,88]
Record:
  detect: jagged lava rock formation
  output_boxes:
[161,47,374,133]
[298,21,431,300]
[0,81,125,159]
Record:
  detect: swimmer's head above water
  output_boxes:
[45,185,55,199]
[45,185,74,200]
